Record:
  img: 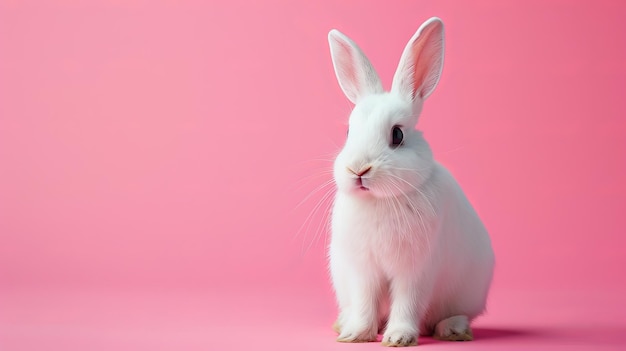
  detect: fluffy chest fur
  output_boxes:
[330,186,440,277]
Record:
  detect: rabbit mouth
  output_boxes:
[355,177,370,191]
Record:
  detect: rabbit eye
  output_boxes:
[391,126,404,147]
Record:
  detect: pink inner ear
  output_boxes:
[336,39,359,93]
[410,23,442,99]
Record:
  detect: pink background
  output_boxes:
[1,1,625,350]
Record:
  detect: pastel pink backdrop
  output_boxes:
[1,1,625,350]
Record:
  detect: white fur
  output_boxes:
[327,18,494,346]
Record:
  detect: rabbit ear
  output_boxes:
[391,17,445,102]
[328,29,383,104]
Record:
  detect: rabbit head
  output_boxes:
[328,18,445,199]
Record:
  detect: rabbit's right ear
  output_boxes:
[391,17,445,102]
[328,30,383,104]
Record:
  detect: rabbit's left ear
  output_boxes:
[392,17,445,102]
[328,29,383,104]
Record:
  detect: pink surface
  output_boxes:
[1,1,625,350]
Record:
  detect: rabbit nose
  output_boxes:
[348,166,372,177]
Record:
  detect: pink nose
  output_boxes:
[348,166,371,177]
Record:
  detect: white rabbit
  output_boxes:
[327,17,494,347]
